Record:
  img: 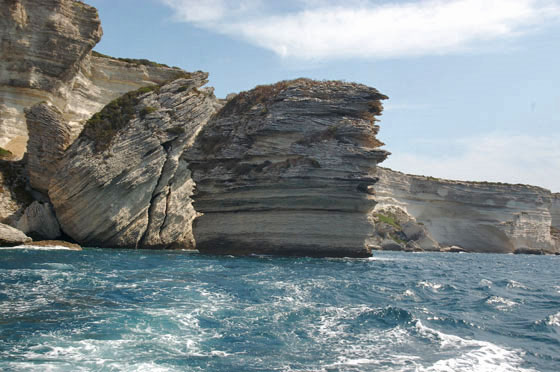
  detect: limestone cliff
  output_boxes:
[374,167,559,254]
[3,0,557,256]
[551,194,560,244]
[186,79,388,257]
[0,0,188,156]
[49,75,219,249]
[24,102,72,194]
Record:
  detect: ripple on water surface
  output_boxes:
[0,249,559,371]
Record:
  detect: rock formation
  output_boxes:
[373,167,560,254]
[551,194,560,229]
[0,159,32,225]
[0,0,188,157]
[25,240,82,250]
[2,0,558,256]
[24,102,73,194]
[49,75,219,249]
[370,205,440,252]
[16,200,61,240]
[0,222,31,246]
[186,79,388,257]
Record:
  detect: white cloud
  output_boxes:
[381,134,560,192]
[160,0,560,59]
[160,0,262,23]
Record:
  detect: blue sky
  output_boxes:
[88,0,560,191]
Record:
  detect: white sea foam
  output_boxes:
[0,245,78,251]
[506,280,529,290]
[479,279,492,287]
[486,296,517,311]
[545,312,560,327]
[308,310,535,372]
[393,288,419,301]
[34,263,74,270]
[367,256,398,261]
[134,362,175,372]
[415,321,537,372]
[417,281,443,291]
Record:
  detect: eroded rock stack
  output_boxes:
[49,74,219,249]
[186,79,388,257]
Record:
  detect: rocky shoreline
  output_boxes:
[0,0,558,256]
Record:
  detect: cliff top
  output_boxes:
[378,167,553,193]
[91,50,181,70]
[79,72,208,152]
[219,78,388,118]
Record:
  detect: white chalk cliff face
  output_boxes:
[374,168,560,254]
[0,0,187,156]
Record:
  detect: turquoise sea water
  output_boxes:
[0,247,559,372]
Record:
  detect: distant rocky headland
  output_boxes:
[1,0,558,256]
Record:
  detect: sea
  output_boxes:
[0,247,558,372]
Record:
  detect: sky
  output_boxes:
[88,0,560,192]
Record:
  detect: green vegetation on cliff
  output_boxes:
[81,85,160,152]
[0,147,13,159]
[81,77,197,153]
[374,213,401,230]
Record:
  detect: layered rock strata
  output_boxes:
[374,167,560,254]
[49,75,218,248]
[24,102,73,194]
[0,0,188,155]
[186,79,388,257]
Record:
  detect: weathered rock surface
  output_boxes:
[187,79,388,257]
[551,194,560,237]
[24,102,73,194]
[16,200,61,239]
[0,0,100,149]
[26,240,81,250]
[370,205,440,252]
[0,0,101,91]
[0,222,31,246]
[374,167,560,254]
[0,159,32,225]
[49,75,218,248]
[0,0,188,154]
